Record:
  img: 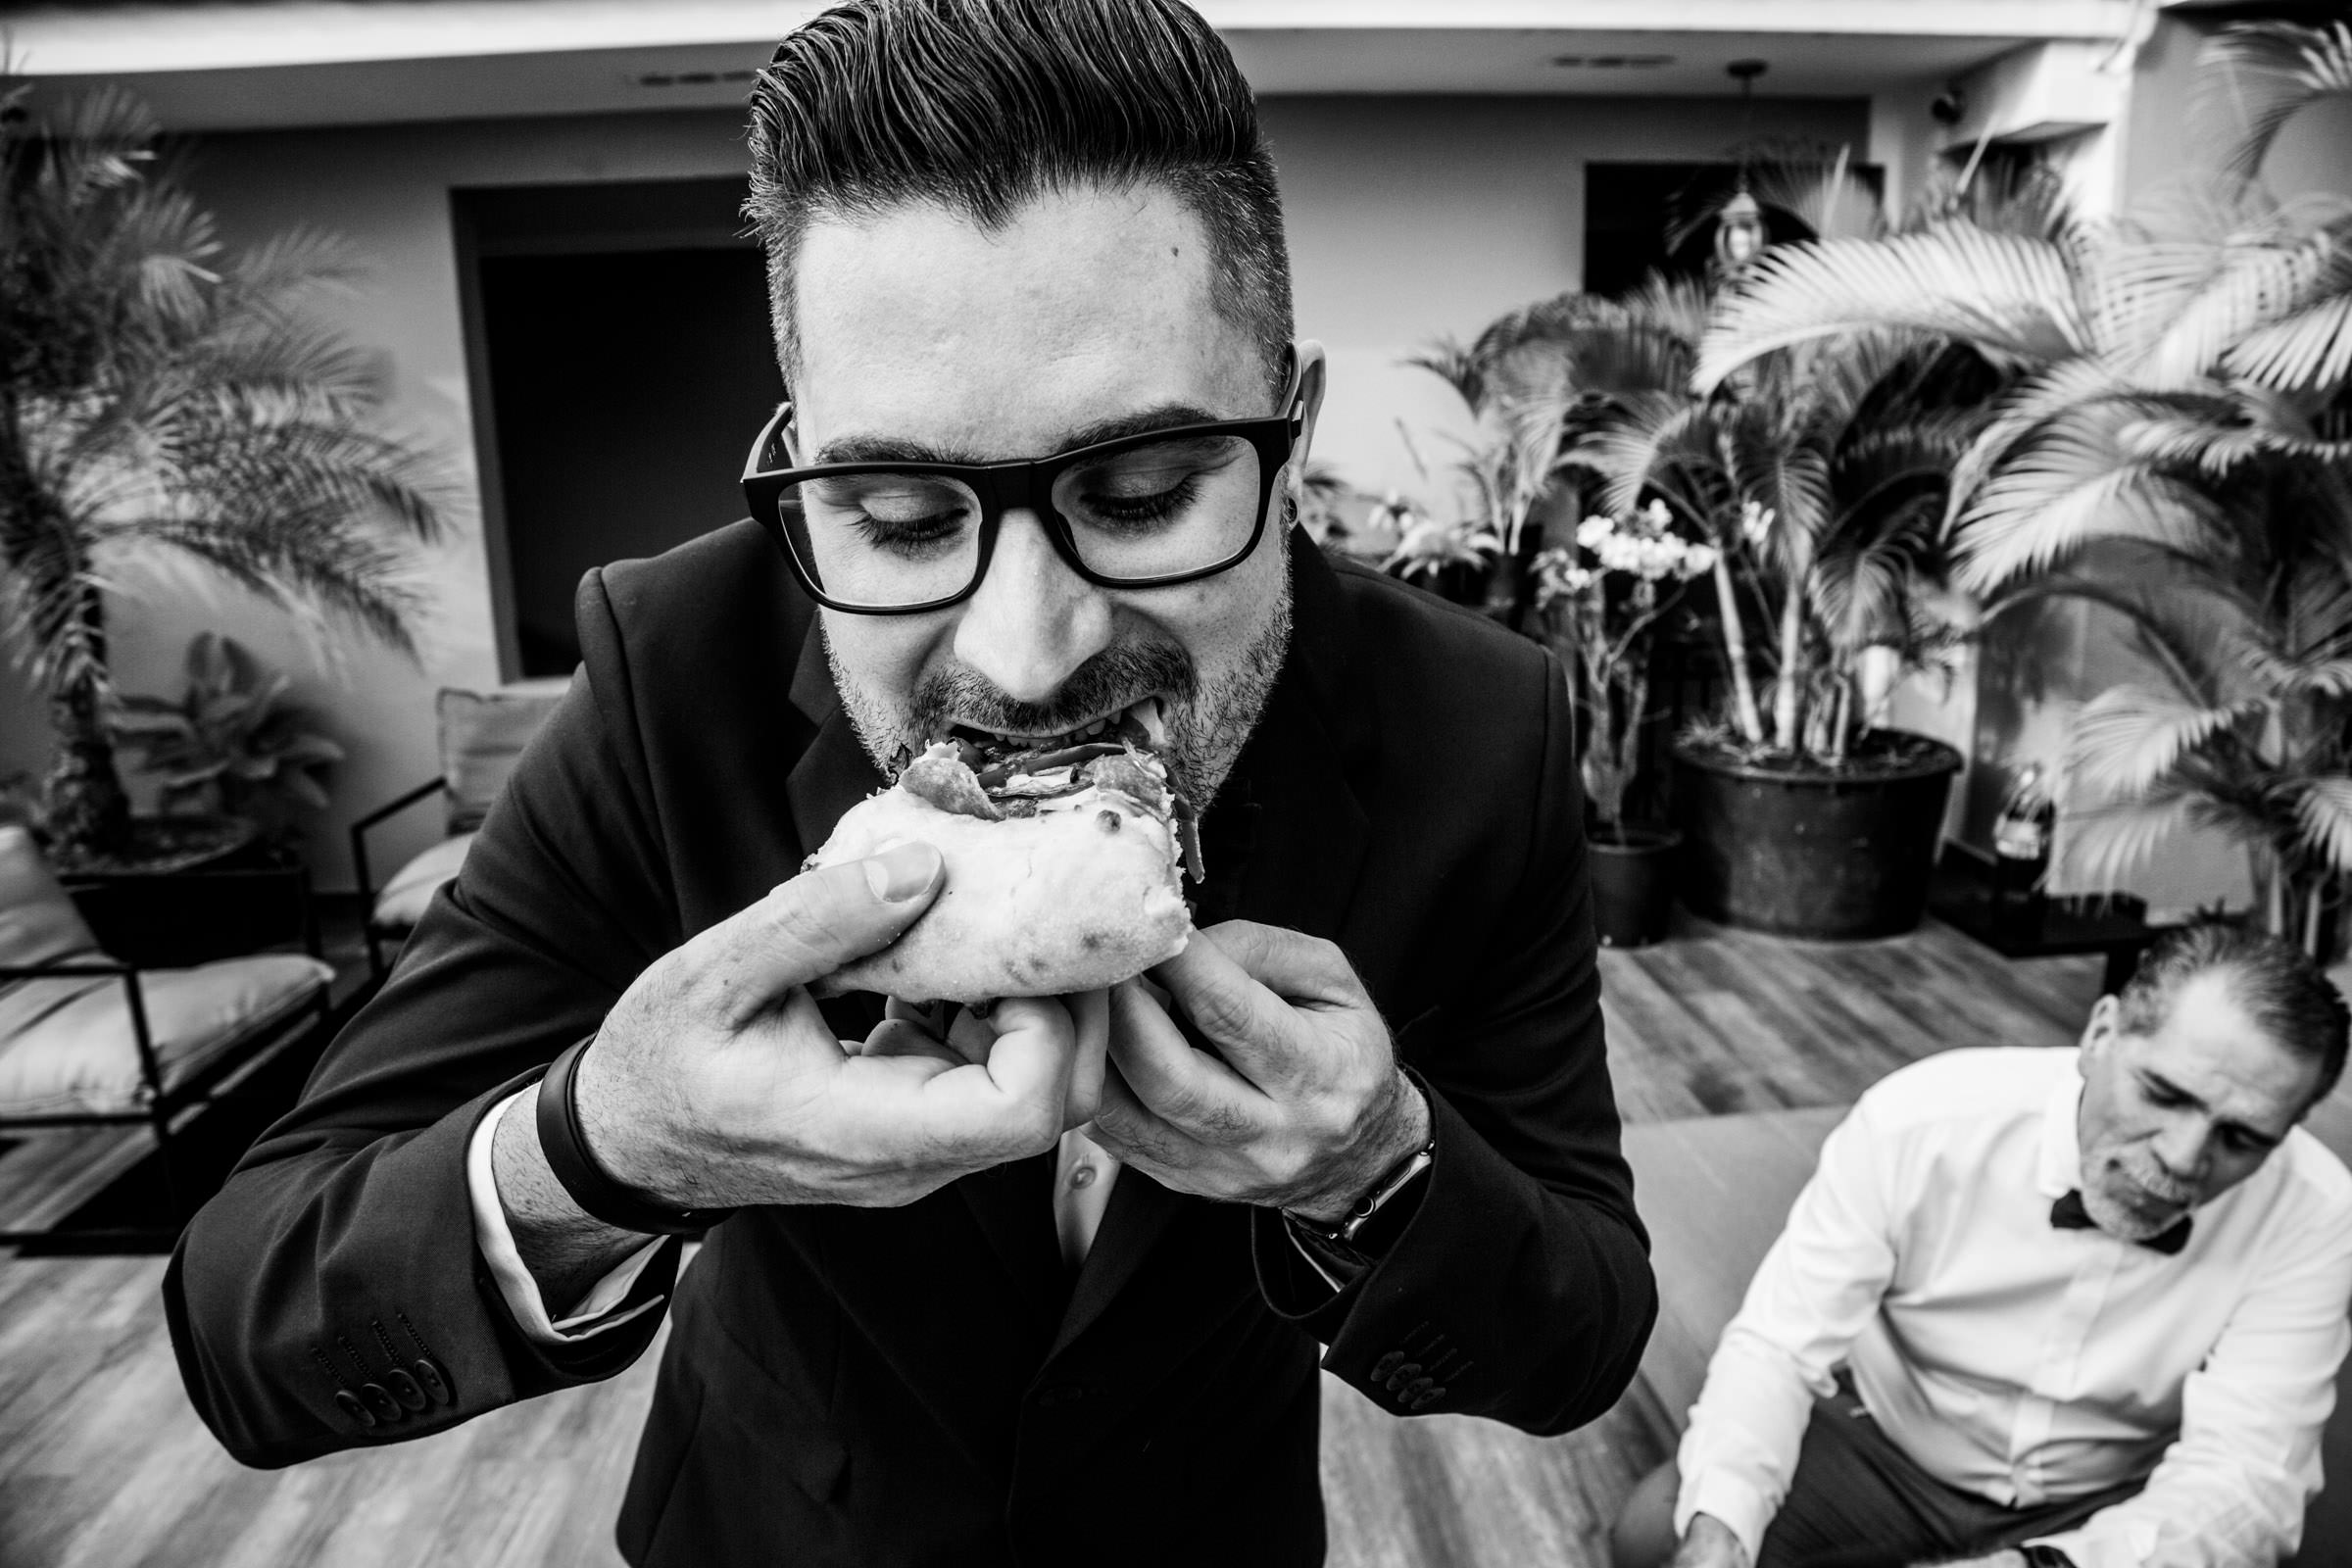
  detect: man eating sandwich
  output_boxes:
[166,3,1657,1563]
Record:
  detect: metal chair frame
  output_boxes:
[0,865,333,1249]
[348,777,446,978]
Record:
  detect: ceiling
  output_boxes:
[4,0,2161,130]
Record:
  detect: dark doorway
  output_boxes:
[1584,162,1873,299]
[457,180,782,677]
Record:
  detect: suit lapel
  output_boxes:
[1047,1163,1186,1360]
[959,1152,1067,1323]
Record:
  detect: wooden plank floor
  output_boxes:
[0,917,2111,1567]
[1600,911,2104,1125]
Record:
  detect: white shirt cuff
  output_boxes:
[1674,1468,1772,1568]
[467,1088,668,1344]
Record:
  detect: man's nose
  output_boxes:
[953,511,1114,704]
[2151,1119,2213,1187]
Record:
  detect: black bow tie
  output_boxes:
[2051,1190,2192,1255]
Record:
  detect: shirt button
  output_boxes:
[1070,1165,1097,1190]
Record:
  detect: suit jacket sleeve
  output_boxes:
[165,568,688,1468]
[1250,646,1656,1436]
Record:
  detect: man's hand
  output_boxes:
[1670,1513,1750,1568]
[571,840,1105,1211]
[1084,920,1430,1223]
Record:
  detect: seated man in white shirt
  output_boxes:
[1612,921,2352,1568]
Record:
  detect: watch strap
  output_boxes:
[1287,1135,1437,1248]
[535,1036,730,1237]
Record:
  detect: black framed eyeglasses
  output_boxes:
[739,365,1307,615]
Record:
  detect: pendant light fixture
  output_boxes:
[1716,59,1769,271]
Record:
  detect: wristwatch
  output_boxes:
[1284,1135,1437,1252]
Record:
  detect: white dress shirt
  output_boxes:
[466,1091,1121,1343]
[1675,1047,2352,1568]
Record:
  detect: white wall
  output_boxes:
[0,90,1868,889]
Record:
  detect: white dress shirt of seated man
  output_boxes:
[1612,921,2352,1568]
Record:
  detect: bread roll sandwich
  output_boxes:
[808,705,1201,1004]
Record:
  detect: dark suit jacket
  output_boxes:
[165,522,1656,1568]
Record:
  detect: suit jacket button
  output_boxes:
[1398,1376,1434,1403]
[334,1390,376,1429]
[1371,1350,1405,1381]
[1384,1362,1423,1394]
[385,1368,428,1411]
[361,1384,403,1422]
[1410,1387,1446,1410]
[414,1358,454,1405]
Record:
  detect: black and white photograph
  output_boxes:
[2,2,2350,1565]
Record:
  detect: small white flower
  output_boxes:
[1575,514,1615,550]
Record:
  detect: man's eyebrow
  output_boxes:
[811,403,1231,466]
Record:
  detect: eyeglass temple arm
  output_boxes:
[743,401,795,484]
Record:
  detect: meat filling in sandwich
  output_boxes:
[808,701,1200,1004]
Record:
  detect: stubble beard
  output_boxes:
[2078,1147,2197,1242]
[827,568,1294,816]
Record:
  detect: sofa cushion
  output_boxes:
[370,832,474,932]
[437,680,568,833]
[0,953,331,1117]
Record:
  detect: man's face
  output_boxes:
[788,183,1321,809]
[2074,970,2325,1241]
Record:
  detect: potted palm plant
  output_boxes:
[1573,306,1986,938]
[1533,501,1717,946]
[0,84,446,870]
[1695,20,2352,955]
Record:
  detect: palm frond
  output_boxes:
[2201,21,2352,183]
[0,80,452,713]
[2064,685,2251,800]
[2107,220,2349,386]
[1951,410,2223,592]
[2053,791,2205,891]
[1404,336,1485,410]
[2295,776,2352,875]
[1565,393,1718,520]
[1810,531,1914,654]
[1904,157,2080,245]
[2224,248,2352,392]
[1696,225,2085,390]
[1745,150,1886,245]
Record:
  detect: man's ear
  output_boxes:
[2078,994,2121,1073]
[1280,340,1330,531]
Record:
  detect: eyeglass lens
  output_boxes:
[777,432,1265,609]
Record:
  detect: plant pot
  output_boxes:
[1672,733,1963,940]
[1587,825,1682,948]
[58,817,313,968]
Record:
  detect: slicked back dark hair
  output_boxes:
[745,0,1292,394]
[2115,922,2351,1104]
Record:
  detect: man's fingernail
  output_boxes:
[864,841,941,902]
